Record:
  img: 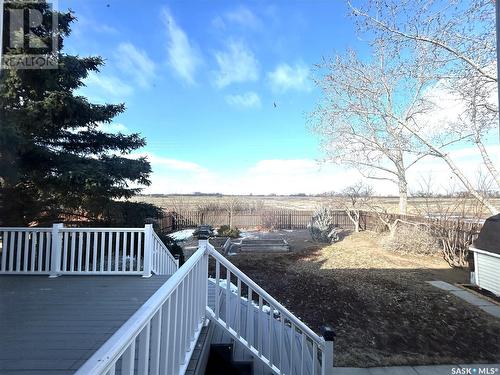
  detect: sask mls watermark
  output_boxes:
[451,366,500,375]
[1,0,59,69]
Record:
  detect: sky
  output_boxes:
[59,0,499,196]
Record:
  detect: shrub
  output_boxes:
[309,207,340,243]
[383,224,440,256]
[217,225,240,238]
[157,232,185,265]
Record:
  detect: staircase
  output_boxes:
[203,239,334,375]
[205,344,253,375]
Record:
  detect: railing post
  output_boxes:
[321,326,335,375]
[143,224,153,278]
[49,223,63,278]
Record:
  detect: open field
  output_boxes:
[224,231,500,367]
[133,194,500,218]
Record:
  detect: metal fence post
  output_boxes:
[49,223,63,277]
[143,224,153,278]
[321,326,335,375]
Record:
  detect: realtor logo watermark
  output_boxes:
[1,0,59,69]
[451,366,499,375]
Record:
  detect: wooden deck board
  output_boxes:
[0,275,170,374]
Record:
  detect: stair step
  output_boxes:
[205,343,254,375]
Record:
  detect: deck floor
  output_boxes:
[0,274,170,375]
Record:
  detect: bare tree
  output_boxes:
[348,0,500,214]
[223,196,244,228]
[337,182,373,232]
[311,47,431,214]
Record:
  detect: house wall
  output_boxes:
[475,252,500,296]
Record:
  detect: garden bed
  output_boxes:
[227,231,500,367]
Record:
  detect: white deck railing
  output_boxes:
[75,240,333,375]
[74,246,209,375]
[203,240,332,375]
[0,224,178,277]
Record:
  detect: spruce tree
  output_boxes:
[0,1,161,226]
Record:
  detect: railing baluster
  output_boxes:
[121,341,135,375]
[23,231,29,271]
[70,231,76,272]
[93,232,98,272]
[269,303,274,366]
[100,232,105,272]
[62,231,69,272]
[280,315,285,374]
[137,232,142,272]
[1,231,7,272]
[215,260,220,319]
[16,231,22,271]
[38,232,44,271]
[137,322,151,375]
[170,289,179,375]
[44,232,50,272]
[236,278,241,338]
[150,308,162,375]
[30,231,36,271]
[159,298,171,375]
[8,231,14,271]
[226,269,231,329]
[107,232,112,271]
[114,231,120,271]
[77,232,83,272]
[248,288,254,348]
[122,232,127,272]
[301,332,306,375]
[130,232,135,273]
[85,232,90,272]
[258,295,263,357]
[313,342,318,375]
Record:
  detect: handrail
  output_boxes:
[75,247,207,375]
[152,231,178,264]
[207,244,323,344]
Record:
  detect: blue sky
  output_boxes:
[60,0,498,195]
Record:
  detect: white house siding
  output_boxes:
[476,252,500,296]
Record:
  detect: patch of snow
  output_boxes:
[169,229,195,241]
[240,231,259,239]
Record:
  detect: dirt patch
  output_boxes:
[227,231,500,367]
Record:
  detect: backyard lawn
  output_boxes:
[227,231,500,367]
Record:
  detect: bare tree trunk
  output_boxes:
[398,179,408,215]
[476,138,500,189]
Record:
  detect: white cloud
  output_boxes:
[162,8,202,84]
[267,63,311,92]
[116,43,156,88]
[213,6,262,30]
[138,143,499,196]
[81,72,133,101]
[225,92,261,109]
[213,40,259,88]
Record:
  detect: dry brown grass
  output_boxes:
[227,232,500,367]
[133,195,500,218]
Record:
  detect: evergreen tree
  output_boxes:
[0,1,161,226]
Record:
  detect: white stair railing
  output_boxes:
[151,230,179,276]
[202,240,333,375]
[74,246,209,375]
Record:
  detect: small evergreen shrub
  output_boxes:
[217,225,240,238]
[157,232,185,265]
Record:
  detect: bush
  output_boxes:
[217,225,240,238]
[309,207,340,243]
[157,232,185,265]
[383,224,440,256]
